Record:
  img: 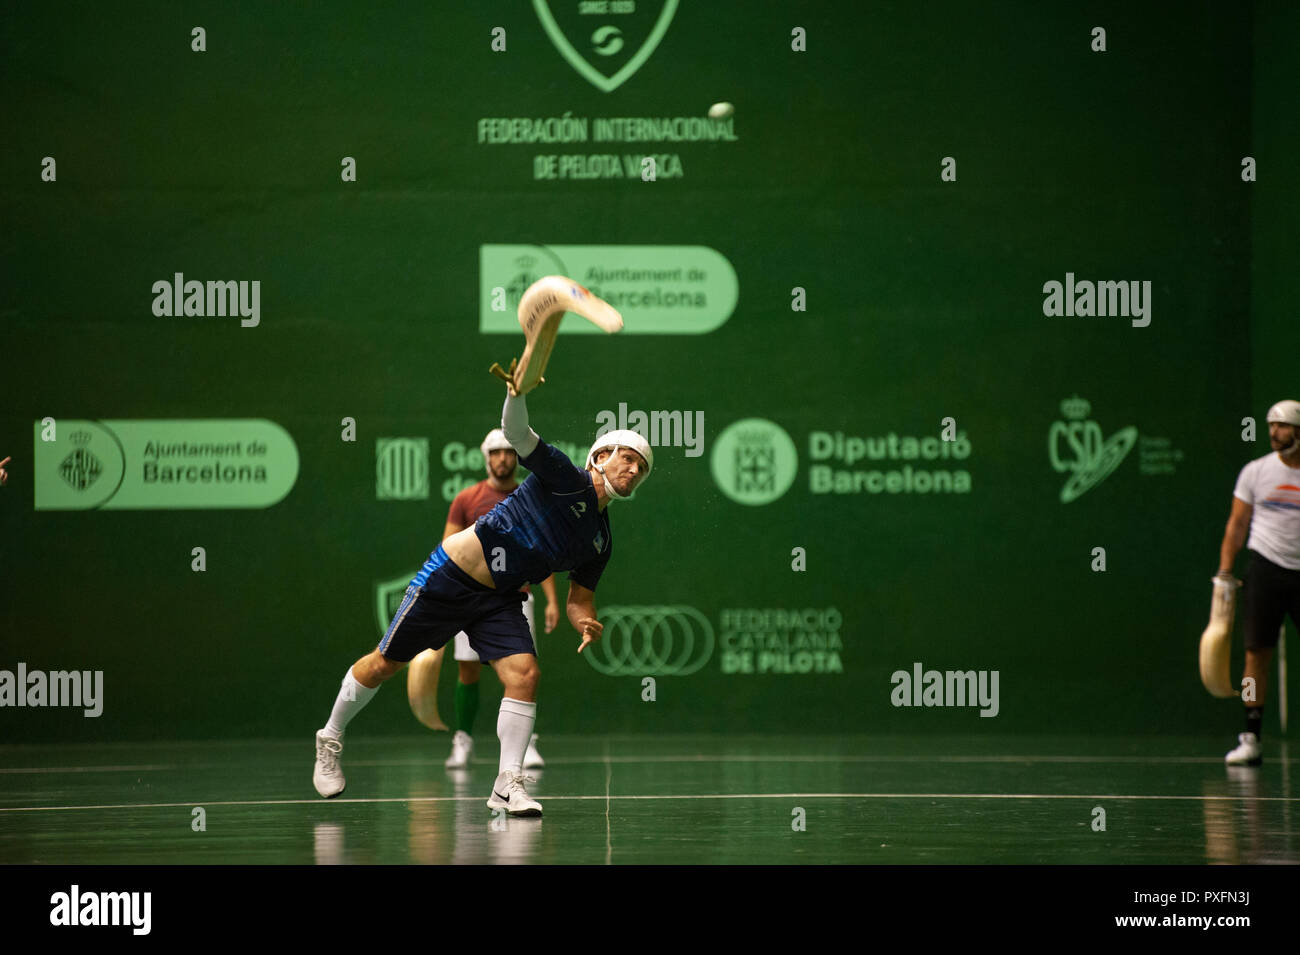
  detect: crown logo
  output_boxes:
[1061,395,1091,420]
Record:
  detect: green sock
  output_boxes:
[455,680,480,734]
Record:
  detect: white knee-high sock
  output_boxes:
[497,698,537,774]
[322,668,379,739]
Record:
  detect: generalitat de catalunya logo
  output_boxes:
[1047,395,1138,503]
[534,0,678,92]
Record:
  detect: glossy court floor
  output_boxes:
[1,734,1296,864]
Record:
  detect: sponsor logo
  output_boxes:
[533,0,679,93]
[523,291,559,334]
[1259,483,1300,513]
[1048,396,1184,499]
[34,419,298,510]
[1048,396,1137,502]
[710,418,799,506]
[480,245,738,335]
[376,575,419,636]
[712,420,980,502]
[376,438,429,500]
[581,605,715,676]
[809,429,973,495]
[60,430,103,491]
[719,608,843,675]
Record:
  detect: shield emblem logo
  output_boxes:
[375,572,419,636]
[533,0,679,93]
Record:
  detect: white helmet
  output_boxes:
[480,428,516,474]
[586,429,653,501]
[1268,400,1300,455]
[1266,400,1300,427]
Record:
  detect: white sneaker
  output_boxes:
[445,730,474,769]
[314,731,346,798]
[486,770,542,816]
[523,733,545,769]
[1224,732,1262,766]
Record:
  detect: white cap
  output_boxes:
[1266,400,1300,427]
[586,430,653,501]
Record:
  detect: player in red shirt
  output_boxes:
[408,429,558,769]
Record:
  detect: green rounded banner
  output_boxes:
[33,419,300,510]
[479,244,739,335]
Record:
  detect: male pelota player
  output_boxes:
[1216,399,1300,765]
[409,428,558,770]
[313,385,653,814]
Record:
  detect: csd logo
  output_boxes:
[582,606,715,676]
[1047,396,1137,503]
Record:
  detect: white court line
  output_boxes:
[602,740,613,865]
[0,754,1232,774]
[0,765,176,774]
[2,792,1299,814]
[329,755,1240,766]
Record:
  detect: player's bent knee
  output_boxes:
[519,666,540,694]
[366,652,406,683]
[499,664,538,697]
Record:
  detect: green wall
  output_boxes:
[1,1,1288,742]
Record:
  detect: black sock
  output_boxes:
[1245,707,1263,740]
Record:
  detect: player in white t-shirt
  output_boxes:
[1216,399,1300,765]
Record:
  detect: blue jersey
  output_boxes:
[469,439,612,591]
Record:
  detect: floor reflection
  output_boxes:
[313,822,345,865]
[393,767,546,864]
[1202,741,1294,864]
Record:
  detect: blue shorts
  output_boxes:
[377,547,535,663]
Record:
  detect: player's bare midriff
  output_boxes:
[442,525,498,589]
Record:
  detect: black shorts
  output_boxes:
[377,549,534,663]
[1242,550,1300,651]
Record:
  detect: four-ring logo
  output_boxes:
[581,605,715,676]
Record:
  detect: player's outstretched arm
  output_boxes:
[501,387,540,458]
[567,580,603,653]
